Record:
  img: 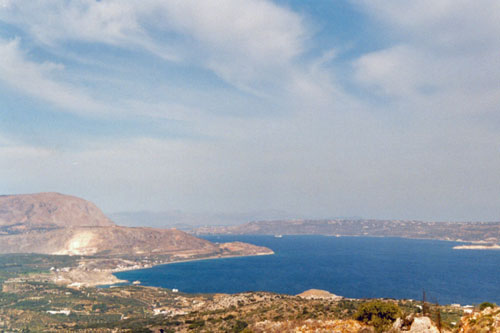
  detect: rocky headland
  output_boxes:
[0,192,273,286]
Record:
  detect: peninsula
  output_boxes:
[0,192,273,286]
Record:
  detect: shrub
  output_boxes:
[479,302,496,311]
[354,300,401,332]
[188,319,205,329]
[233,320,248,332]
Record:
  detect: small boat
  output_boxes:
[274,234,283,238]
[132,280,141,285]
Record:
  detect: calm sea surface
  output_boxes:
[114,235,500,305]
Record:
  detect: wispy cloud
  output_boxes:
[352,0,500,115]
[0,0,311,98]
[1,1,500,221]
[0,38,111,115]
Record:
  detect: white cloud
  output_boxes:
[0,134,55,194]
[3,1,500,221]
[1,1,143,46]
[0,38,110,115]
[353,1,500,115]
[0,0,308,96]
[3,114,500,221]
[158,0,306,93]
[354,45,419,96]
[357,0,500,51]
[0,0,338,125]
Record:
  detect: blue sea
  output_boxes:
[114,235,500,305]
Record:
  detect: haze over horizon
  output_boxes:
[1,1,500,222]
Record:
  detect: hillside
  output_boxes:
[0,192,114,230]
[193,219,500,243]
[0,193,272,258]
[0,226,220,256]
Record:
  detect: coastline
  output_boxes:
[221,233,496,247]
[105,251,275,287]
[17,237,500,304]
[453,244,500,250]
[112,250,274,273]
[76,235,500,288]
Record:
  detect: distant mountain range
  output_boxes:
[109,209,303,229]
[192,219,500,243]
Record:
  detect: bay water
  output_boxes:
[114,235,500,305]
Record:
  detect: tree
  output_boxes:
[354,300,401,332]
[479,302,496,311]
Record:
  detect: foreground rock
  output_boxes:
[460,306,500,332]
[253,319,373,332]
[408,317,440,333]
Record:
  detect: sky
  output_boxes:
[1,0,500,223]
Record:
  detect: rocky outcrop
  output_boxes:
[390,315,442,333]
[253,319,373,332]
[217,241,274,256]
[459,306,500,332]
[297,289,343,300]
[408,317,440,333]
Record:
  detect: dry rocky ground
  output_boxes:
[459,306,500,332]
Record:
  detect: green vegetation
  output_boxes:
[187,319,205,329]
[479,302,497,310]
[0,254,79,284]
[232,319,248,332]
[354,300,401,332]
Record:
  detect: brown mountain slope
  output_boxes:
[0,193,273,257]
[0,192,114,228]
[0,225,272,256]
[0,226,222,256]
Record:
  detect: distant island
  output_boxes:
[192,219,500,244]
